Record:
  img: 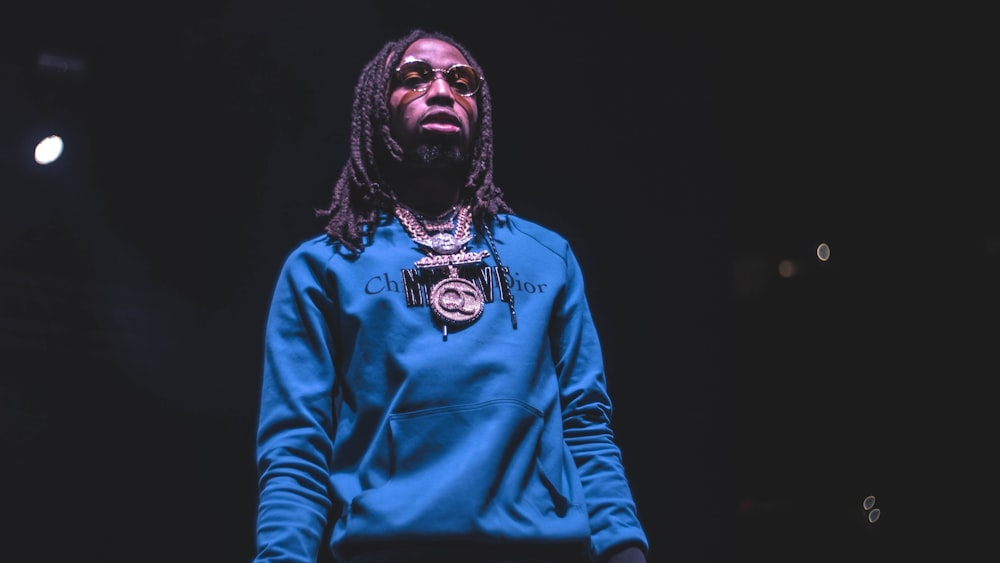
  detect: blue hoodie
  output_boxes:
[254,214,648,562]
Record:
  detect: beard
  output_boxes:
[410,140,469,169]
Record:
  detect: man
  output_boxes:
[253,29,649,563]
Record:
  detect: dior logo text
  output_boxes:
[363,268,548,303]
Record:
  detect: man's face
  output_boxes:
[388,38,480,168]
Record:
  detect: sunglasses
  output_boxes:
[394,60,483,97]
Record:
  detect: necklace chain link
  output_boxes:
[394,204,473,255]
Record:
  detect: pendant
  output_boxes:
[429,273,485,328]
[426,232,467,255]
[418,253,489,339]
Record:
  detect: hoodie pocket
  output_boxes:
[344,398,587,539]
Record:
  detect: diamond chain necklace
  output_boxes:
[394,204,473,255]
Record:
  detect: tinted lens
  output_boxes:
[445,65,479,96]
[397,61,435,90]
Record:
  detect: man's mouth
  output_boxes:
[422,122,460,134]
[421,112,461,134]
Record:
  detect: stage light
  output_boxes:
[816,242,831,262]
[34,134,64,165]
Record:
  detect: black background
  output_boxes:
[2,2,995,561]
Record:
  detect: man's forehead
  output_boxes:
[401,38,467,64]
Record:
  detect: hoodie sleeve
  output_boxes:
[550,244,650,560]
[253,244,340,563]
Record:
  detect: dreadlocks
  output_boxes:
[315,29,513,255]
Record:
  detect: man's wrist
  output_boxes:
[603,545,646,563]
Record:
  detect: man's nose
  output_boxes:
[425,72,455,98]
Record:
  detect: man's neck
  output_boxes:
[388,167,466,217]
